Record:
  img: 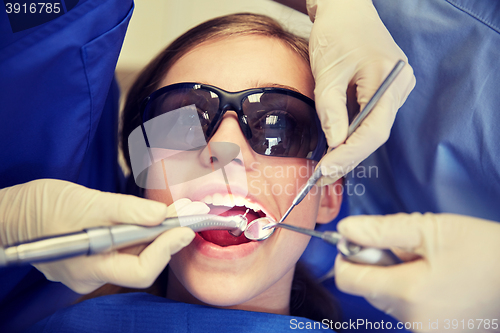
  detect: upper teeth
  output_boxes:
[202,194,264,213]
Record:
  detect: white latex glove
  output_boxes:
[307,0,416,184]
[335,213,500,332]
[0,179,209,294]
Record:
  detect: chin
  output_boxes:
[168,241,296,310]
[190,285,255,307]
[170,260,264,307]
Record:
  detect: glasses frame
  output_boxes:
[139,82,327,161]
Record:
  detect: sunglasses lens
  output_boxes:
[143,86,220,149]
[143,85,324,159]
[243,92,320,159]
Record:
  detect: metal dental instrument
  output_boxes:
[0,214,247,267]
[278,60,406,226]
[261,222,401,266]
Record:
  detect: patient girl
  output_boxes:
[93,13,342,324]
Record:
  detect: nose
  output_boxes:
[199,112,256,171]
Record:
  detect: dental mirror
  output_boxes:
[244,217,277,241]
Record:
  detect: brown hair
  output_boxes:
[108,12,341,327]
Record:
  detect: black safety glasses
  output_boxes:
[140,83,327,161]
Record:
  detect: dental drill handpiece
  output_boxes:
[0,214,248,267]
[279,60,406,225]
[265,223,401,266]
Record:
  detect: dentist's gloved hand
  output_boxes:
[335,213,500,331]
[0,179,209,294]
[307,0,416,185]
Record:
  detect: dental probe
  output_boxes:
[0,214,247,267]
[278,60,406,225]
[263,223,401,266]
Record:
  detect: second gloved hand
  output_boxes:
[307,0,416,184]
[0,179,209,294]
[334,213,500,332]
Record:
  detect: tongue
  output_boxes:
[199,206,261,247]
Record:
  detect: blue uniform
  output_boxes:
[302,0,500,331]
[0,0,132,331]
[0,0,130,191]
[350,0,500,220]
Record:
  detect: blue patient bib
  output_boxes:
[28,293,333,333]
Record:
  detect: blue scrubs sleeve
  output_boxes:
[349,0,500,220]
[0,1,133,331]
[0,0,132,190]
[314,1,500,331]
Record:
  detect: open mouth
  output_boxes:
[197,195,268,247]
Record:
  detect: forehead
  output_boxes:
[160,35,314,99]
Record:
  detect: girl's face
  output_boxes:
[145,35,340,314]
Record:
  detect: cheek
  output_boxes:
[251,158,317,196]
[275,231,310,262]
[295,185,322,227]
[275,199,320,255]
[145,189,174,205]
[268,191,321,273]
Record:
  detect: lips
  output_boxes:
[198,206,265,246]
